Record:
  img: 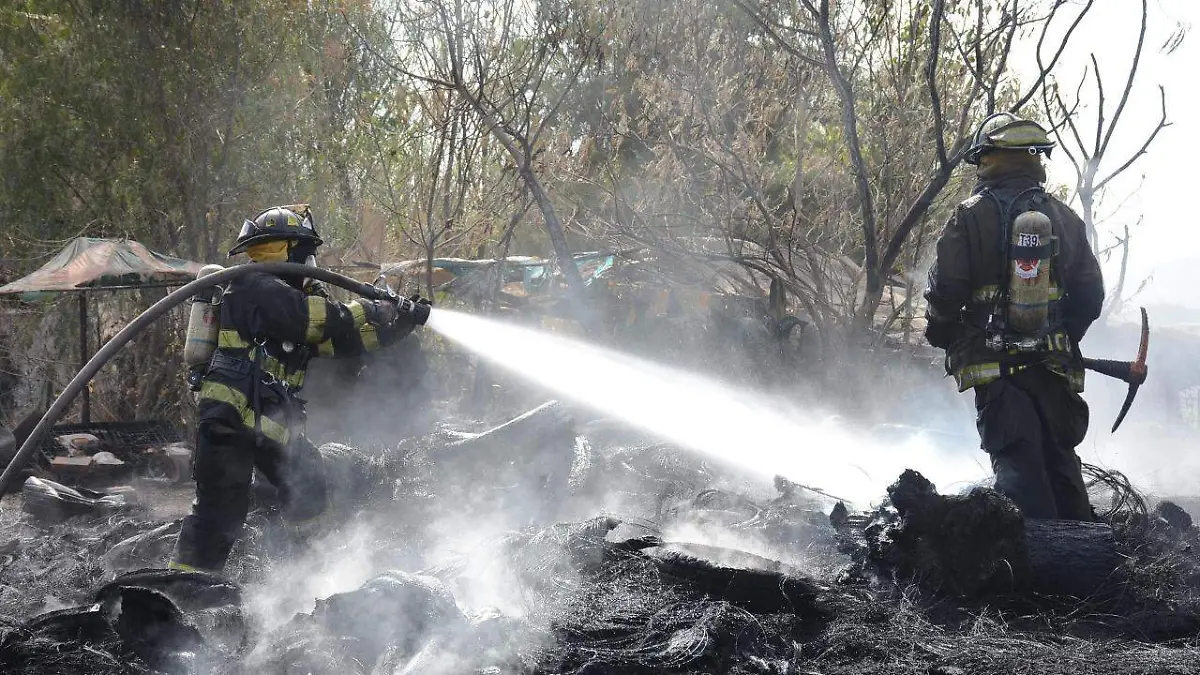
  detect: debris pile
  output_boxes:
[21,477,135,522]
[1,569,243,675]
[837,468,1200,643]
[13,421,190,489]
[2,404,1200,674]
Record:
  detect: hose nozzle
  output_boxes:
[397,295,432,326]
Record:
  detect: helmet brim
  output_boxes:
[227,232,323,257]
[964,143,1055,167]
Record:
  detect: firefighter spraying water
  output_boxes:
[168,205,433,573]
[0,217,436,567]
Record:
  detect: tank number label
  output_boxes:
[1014,233,1042,279]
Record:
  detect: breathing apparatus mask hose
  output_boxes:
[0,261,429,497]
[288,240,319,286]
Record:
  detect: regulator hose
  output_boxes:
[0,261,410,497]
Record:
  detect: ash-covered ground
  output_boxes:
[2,401,1200,675]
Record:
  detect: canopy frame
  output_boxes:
[0,238,203,424]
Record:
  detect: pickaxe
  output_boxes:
[1082,306,1150,433]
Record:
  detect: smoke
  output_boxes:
[420,509,540,618]
[302,335,435,448]
[226,299,1200,670]
[661,519,824,574]
[427,308,989,507]
[245,520,383,630]
[1073,320,1200,499]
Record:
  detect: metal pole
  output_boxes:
[79,293,90,425]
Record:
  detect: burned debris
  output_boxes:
[838,468,1120,599]
[2,405,1200,674]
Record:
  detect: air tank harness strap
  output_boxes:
[251,339,266,444]
[1010,238,1059,261]
[982,185,1049,309]
[248,339,305,446]
[208,352,253,379]
[959,360,1036,390]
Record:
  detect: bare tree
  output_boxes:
[362,84,513,293]
[561,0,1100,349]
[1040,0,1181,318]
[735,0,1102,333]
[371,0,601,319]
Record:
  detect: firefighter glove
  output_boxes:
[363,299,400,327]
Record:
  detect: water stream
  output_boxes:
[427,309,987,506]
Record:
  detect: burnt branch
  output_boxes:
[926,0,949,170]
[1095,85,1170,193]
[1099,0,1149,157]
[1020,0,1097,111]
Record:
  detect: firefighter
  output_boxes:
[170,206,428,572]
[923,113,1105,521]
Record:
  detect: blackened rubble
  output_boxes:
[2,406,1200,674]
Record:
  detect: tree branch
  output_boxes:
[1095,85,1170,192]
[1099,0,1148,156]
[727,0,823,67]
[879,142,964,276]
[986,0,1019,111]
[926,0,949,170]
[813,0,879,306]
[1018,0,1096,110]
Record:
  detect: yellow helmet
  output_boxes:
[965,113,1056,165]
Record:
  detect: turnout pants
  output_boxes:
[171,421,327,572]
[973,366,1093,521]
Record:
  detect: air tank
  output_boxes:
[1007,211,1054,336]
[183,264,226,368]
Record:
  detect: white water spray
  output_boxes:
[428,310,988,506]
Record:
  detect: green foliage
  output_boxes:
[0,0,395,266]
[0,0,1120,375]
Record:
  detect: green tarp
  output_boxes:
[0,238,202,295]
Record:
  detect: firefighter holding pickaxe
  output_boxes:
[923,113,1150,522]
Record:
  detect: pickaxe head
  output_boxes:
[1080,307,1150,432]
[1110,306,1150,433]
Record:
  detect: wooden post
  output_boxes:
[79,293,90,425]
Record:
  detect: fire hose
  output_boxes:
[0,261,427,497]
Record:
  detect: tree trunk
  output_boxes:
[523,169,588,298]
[1024,518,1123,598]
[450,82,590,324]
[1079,174,1098,252]
[1102,223,1132,320]
[425,243,436,298]
[860,470,1126,599]
[859,165,957,335]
